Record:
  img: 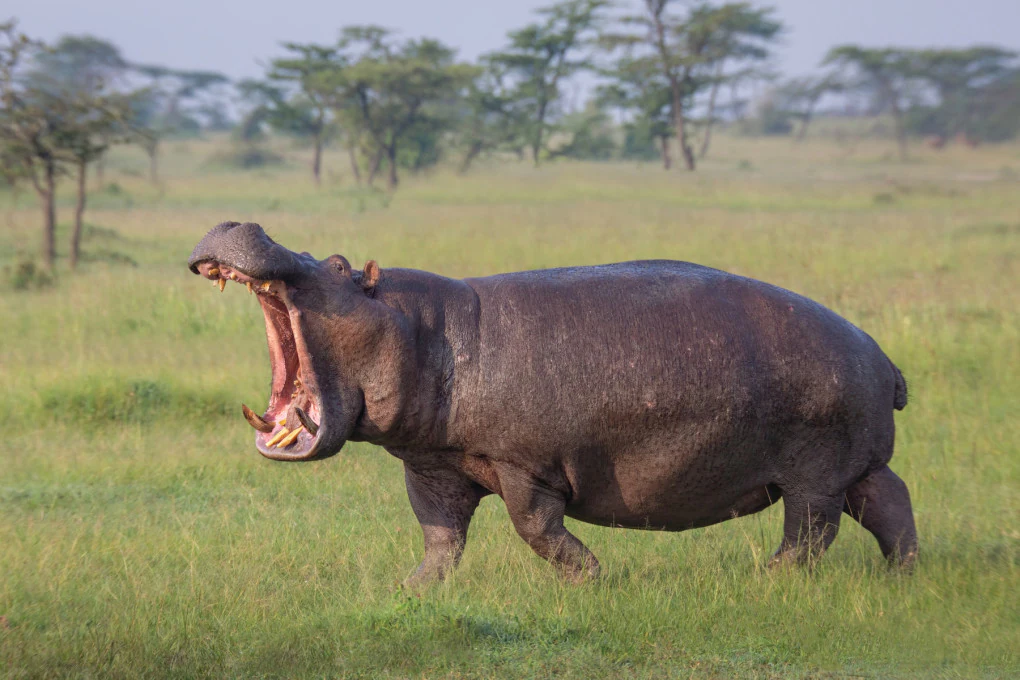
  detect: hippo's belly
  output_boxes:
[560,430,781,531]
[565,478,780,531]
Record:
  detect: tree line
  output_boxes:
[0,20,230,270]
[3,1,1019,272]
[773,45,1020,159]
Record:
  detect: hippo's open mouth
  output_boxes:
[194,259,324,460]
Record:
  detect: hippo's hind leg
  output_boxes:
[496,464,600,582]
[403,465,488,587]
[769,490,844,567]
[843,465,918,569]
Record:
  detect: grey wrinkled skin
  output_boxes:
[189,222,919,585]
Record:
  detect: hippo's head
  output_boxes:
[189,221,394,462]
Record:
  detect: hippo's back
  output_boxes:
[461,260,896,454]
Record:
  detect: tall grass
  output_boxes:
[1,135,1017,678]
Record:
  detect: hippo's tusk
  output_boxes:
[294,406,319,436]
[218,278,226,292]
[242,403,274,433]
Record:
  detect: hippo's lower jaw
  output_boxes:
[195,259,331,461]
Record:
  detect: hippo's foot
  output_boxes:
[843,465,919,571]
[555,553,601,583]
[402,555,457,589]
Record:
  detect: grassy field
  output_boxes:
[1,135,1018,678]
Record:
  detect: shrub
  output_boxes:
[39,377,234,426]
[3,258,54,291]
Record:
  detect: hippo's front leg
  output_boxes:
[403,465,487,586]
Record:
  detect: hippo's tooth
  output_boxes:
[242,403,274,433]
[261,282,271,292]
[207,267,220,277]
[246,281,253,294]
[267,428,291,448]
[294,407,319,436]
[276,426,304,448]
[277,417,286,426]
[265,428,293,448]
[218,278,226,292]
[229,272,238,280]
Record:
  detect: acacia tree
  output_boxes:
[0,22,63,269]
[692,2,781,159]
[131,66,230,183]
[29,35,127,95]
[27,35,128,191]
[2,23,132,270]
[775,74,841,141]
[336,29,476,188]
[61,92,131,269]
[912,46,1018,143]
[266,42,341,184]
[599,54,674,167]
[824,46,915,160]
[488,0,607,165]
[456,59,527,173]
[603,1,732,170]
[968,64,1020,142]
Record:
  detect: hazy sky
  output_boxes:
[7,0,1020,80]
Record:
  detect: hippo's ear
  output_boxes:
[361,260,381,293]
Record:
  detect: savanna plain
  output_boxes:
[1,136,1017,678]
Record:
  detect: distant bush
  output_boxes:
[81,248,138,267]
[3,258,54,291]
[620,123,662,161]
[552,105,619,161]
[40,377,234,426]
[746,100,794,136]
[905,74,1020,143]
[208,145,285,170]
[84,224,125,241]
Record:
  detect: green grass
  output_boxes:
[1,134,1018,678]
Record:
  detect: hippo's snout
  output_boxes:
[187,221,358,462]
[188,221,309,282]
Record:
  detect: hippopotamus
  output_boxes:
[189,221,918,583]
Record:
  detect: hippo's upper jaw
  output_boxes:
[188,221,376,462]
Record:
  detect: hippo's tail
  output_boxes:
[890,360,908,411]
